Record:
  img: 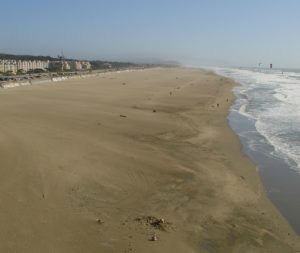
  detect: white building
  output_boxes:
[0,58,90,74]
[69,61,82,70]
[81,61,91,70]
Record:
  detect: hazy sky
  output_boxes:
[1,0,299,68]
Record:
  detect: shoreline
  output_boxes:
[214,66,300,235]
[229,103,300,235]
[0,68,298,252]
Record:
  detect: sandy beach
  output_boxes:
[0,68,298,252]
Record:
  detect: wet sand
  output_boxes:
[0,68,298,252]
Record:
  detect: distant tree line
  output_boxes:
[0,53,60,61]
[90,61,137,70]
[89,61,163,70]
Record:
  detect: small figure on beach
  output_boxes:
[217,103,219,107]
[150,233,158,241]
[96,218,104,224]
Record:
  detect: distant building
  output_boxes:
[81,61,91,70]
[69,61,82,71]
[49,61,63,71]
[63,61,71,70]
[66,61,91,71]
[0,58,91,74]
[0,60,17,73]
[0,59,50,74]
[17,60,28,72]
[0,62,3,72]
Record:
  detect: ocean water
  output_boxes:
[215,67,300,173]
[212,67,300,233]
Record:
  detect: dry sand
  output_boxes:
[0,68,299,252]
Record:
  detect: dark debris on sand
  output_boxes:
[135,216,173,231]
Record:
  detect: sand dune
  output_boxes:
[0,68,298,252]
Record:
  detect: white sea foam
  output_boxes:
[212,67,300,172]
[238,104,254,119]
